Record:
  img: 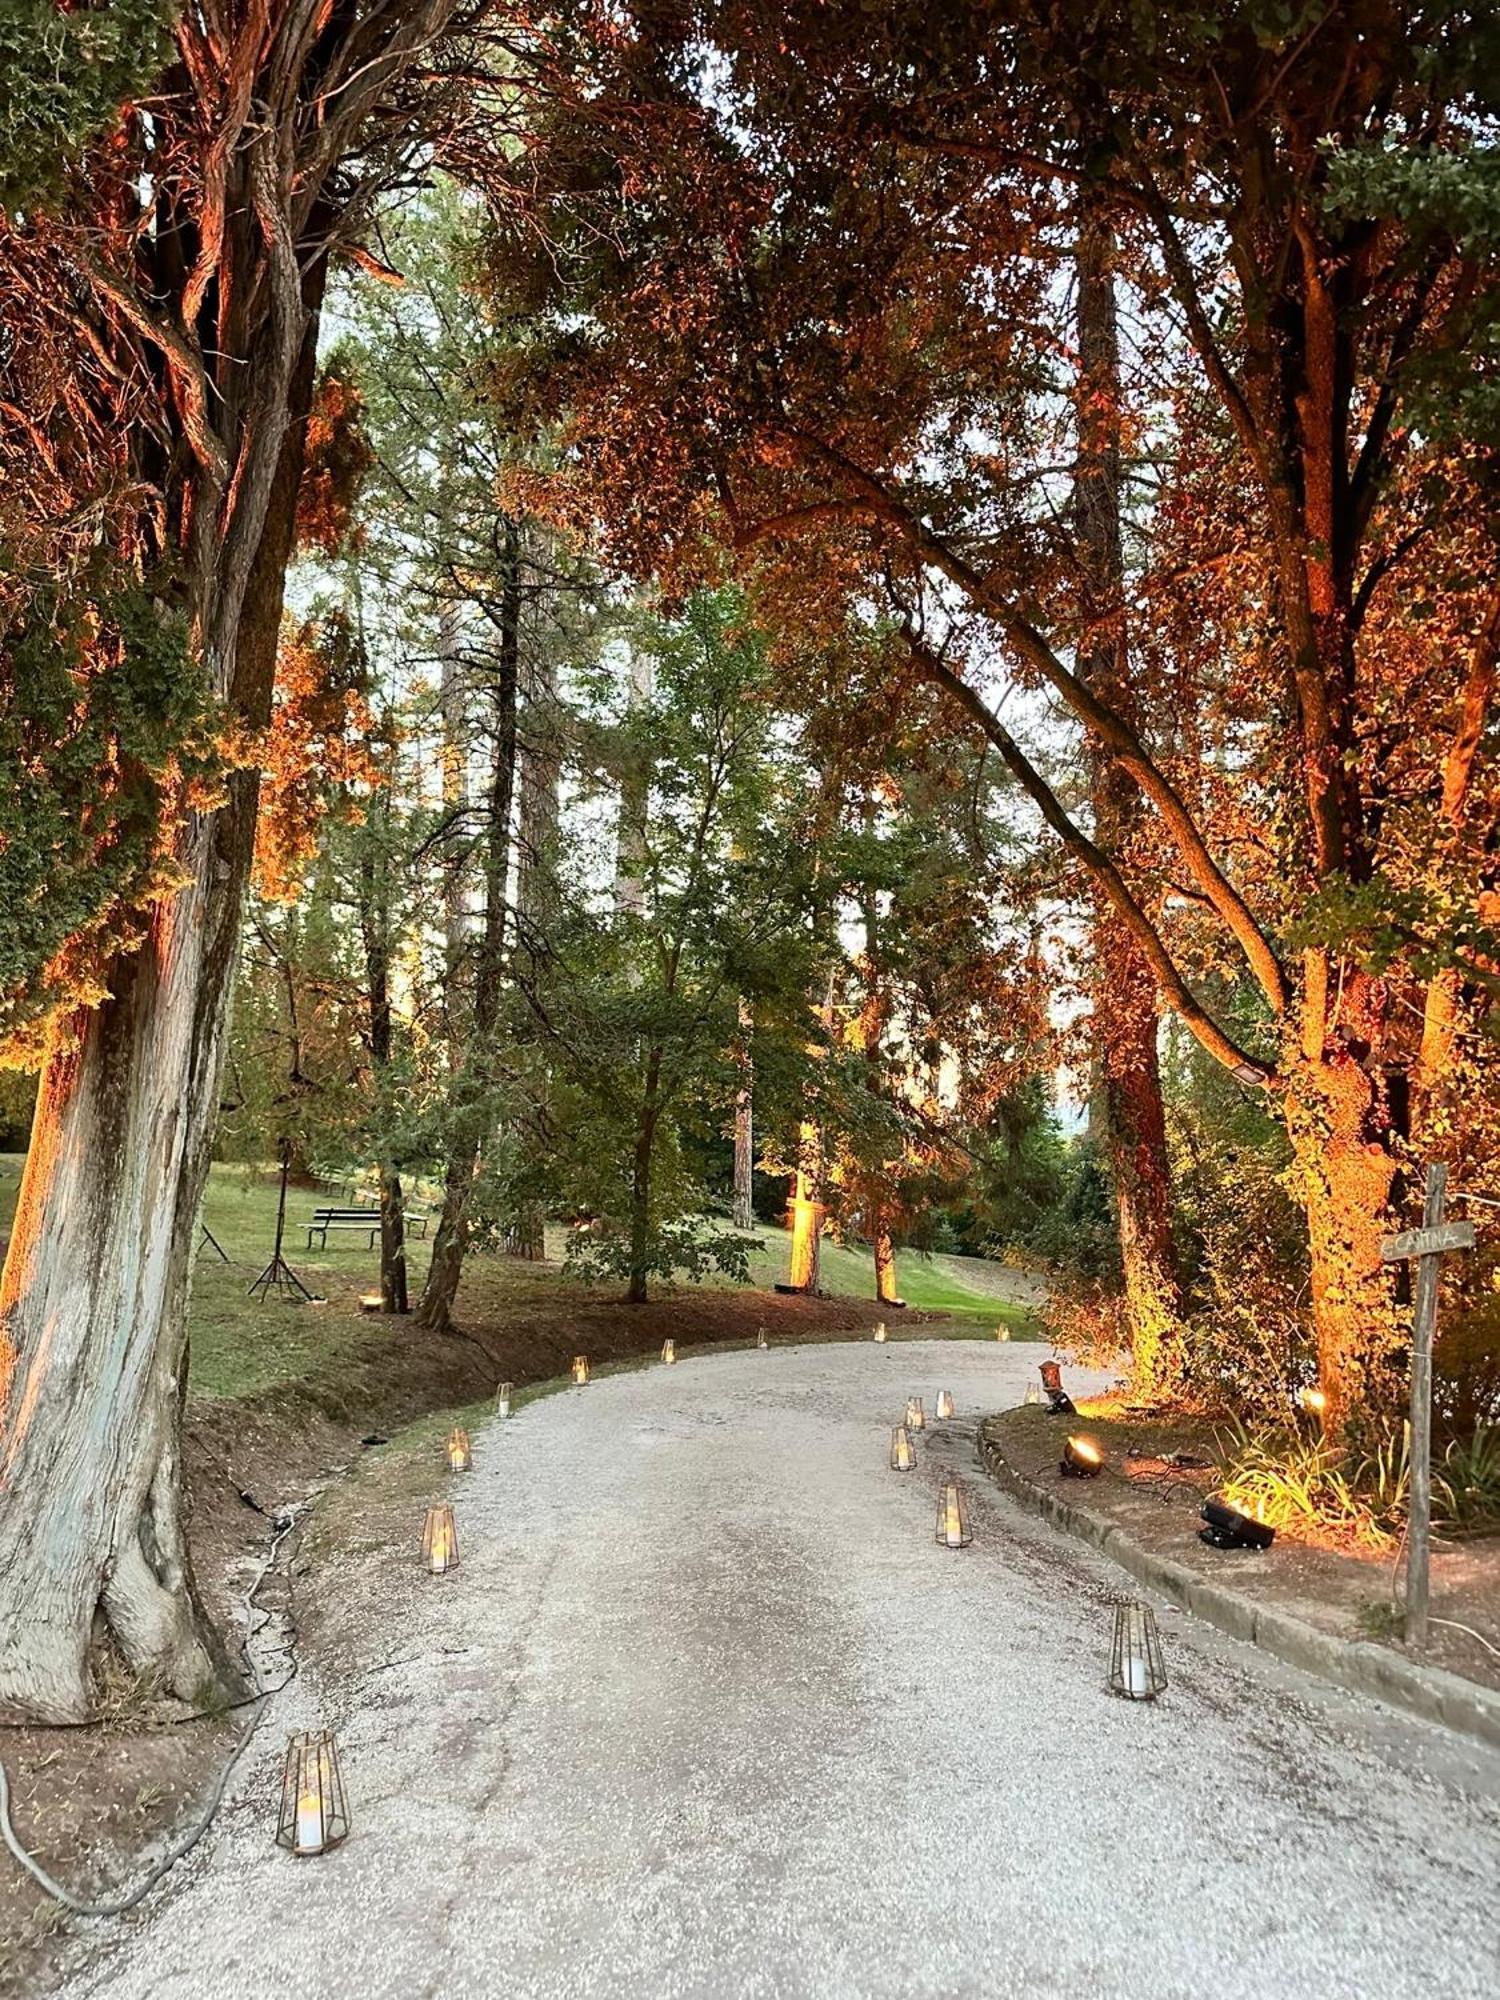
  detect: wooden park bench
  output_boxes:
[305,1205,430,1249]
[307,1208,381,1250]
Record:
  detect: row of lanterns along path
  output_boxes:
[276,1332,1174,1857]
[277,1338,694,1854]
[883,1343,1169,1705]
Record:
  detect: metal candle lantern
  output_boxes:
[905,1396,926,1431]
[495,1381,513,1417]
[873,1321,888,1343]
[935,1389,955,1420]
[1061,1435,1103,1478]
[1023,1384,1042,1406]
[995,1325,1011,1342]
[890,1425,915,1471]
[661,1338,676,1365]
[572,1354,591,1385]
[447,1426,472,1473]
[276,1729,349,1856]
[935,1479,972,1548]
[422,1501,459,1574]
[757,1326,769,1350]
[1108,1601,1168,1701]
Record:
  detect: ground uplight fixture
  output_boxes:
[276,1729,349,1857]
[873,1321,888,1342]
[447,1426,472,1473]
[935,1389,955,1420]
[905,1395,926,1431]
[1061,1435,1103,1478]
[1199,1496,1275,1551]
[935,1479,972,1548]
[1108,1601,1168,1701]
[1298,1385,1327,1416]
[661,1338,677,1365]
[890,1425,915,1471]
[572,1354,591,1385]
[422,1501,460,1574]
[495,1381,513,1417]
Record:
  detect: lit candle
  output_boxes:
[944,1493,962,1547]
[295,1782,323,1855]
[873,1321,888,1342]
[661,1339,676,1365]
[935,1390,954,1420]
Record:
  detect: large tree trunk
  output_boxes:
[358,790,409,1316]
[732,998,754,1230]
[1074,197,1186,1396]
[872,1219,901,1305]
[786,1133,824,1294]
[0,326,321,1723]
[417,521,522,1332]
[1287,961,1402,1437]
[626,1046,664,1304]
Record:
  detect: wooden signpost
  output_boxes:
[1380,1162,1476,1650]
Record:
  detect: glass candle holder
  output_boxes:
[935,1479,972,1548]
[890,1425,915,1471]
[276,1729,349,1857]
[422,1501,459,1575]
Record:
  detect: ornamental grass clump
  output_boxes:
[1215,1423,1409,1550]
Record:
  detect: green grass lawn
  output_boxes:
[0,1153,1041,1401]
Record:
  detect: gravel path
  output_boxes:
[61,1339,1500,1999]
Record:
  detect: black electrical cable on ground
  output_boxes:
[0,1508,302,1918]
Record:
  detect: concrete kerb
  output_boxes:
[975,1418,1500,1753]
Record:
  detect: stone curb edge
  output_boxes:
[974,1421,1500,1753]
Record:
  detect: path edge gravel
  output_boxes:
[975,1416,1500,1751]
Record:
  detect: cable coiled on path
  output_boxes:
[0,1509,301,1918]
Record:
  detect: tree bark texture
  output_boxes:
[1073,198,1186,1397]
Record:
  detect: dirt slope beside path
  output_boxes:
[50,1343,1500,2000]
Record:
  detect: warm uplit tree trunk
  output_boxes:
[1074,200,1185,1398]
[873,1221,901,1305]
[786,1145,825,1294]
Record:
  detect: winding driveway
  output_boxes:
[62,1338,1500,1999]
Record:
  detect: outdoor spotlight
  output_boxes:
[495,1381,513,1418]
[358,1293,384,1314]
[935,1389,955,1420]
[661,1338,677,1365]
[1039,1360,1064,1395]
[276,1729,349,1857]
[890,1425,915,1472]
[873,1321,888,1342]
[1108,1601,1168,1702]
[935,1479,972,1548]
[1199,1496,1275,1551]
[1298,1385,1327,1416]
[905,1395,926,1431]
[446,1426,472,1473]
[572,1354,591,1385]
[422,1501,460,1574]
[1061,1435,1103,1478]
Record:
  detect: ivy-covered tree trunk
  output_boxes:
[1074,198,1186,1396]
[0,0,460,1720]
[0,324,319,1720]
